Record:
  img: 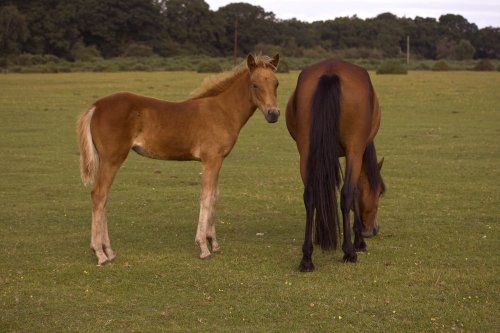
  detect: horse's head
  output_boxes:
[359,158,385,237]
[247,54,280,123]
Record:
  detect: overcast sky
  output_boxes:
[205,0,499,28]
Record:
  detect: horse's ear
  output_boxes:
[271,54,280,70]
[378,157,384,170]
[247,54,257,71]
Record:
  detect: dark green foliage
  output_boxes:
[163,0,225,56]
[437,38,476,60]
[276,60,289,73]
[473,59,495,71]
[131,63,153,71]
[196,60,223,73]
[71,42,102,61]
[10,54,52,66]
[376,60,408,74]
[3,53,59,66]
[122,43,155,58]
[0,1,498,60]
[454,39,476,60]
[1,55,499,73]
[0,5,28,56]
[432,60,451,71]
[438,14,478,42]
[473,27,500,58]
[217,2,278,55]
[336,47,384,59]
[415,63,431,70]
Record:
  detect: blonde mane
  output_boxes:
[190,55,277,100]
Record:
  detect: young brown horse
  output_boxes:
[286,58,385,271]
[77,54,280,265]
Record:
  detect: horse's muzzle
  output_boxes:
[265,108,280,123]
[362,224,379,238]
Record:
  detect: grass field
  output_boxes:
[0,69,499,332]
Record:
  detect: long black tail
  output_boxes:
[306,74,342,250]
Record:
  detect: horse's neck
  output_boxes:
[215,71,256,132]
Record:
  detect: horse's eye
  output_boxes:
[252,83,258,89]
[276,81,279,88]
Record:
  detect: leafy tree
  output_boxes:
[1,1,80,57]
[280,19,318,51]
[0,0,498,60]
[71,41,102,61]
[316,16,367,50]
[406,17,439,59]
[473,27,500,58]
[368,13,405,57]
[216,3,278,56]
[77,0,166,58]
[0,5,28,56]
[160,0,226,55]
[438,14,478,42]
[436,37,455,59]
[453,39,475,60]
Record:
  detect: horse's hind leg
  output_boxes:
[91,157,125,265]
[299,184,315,272]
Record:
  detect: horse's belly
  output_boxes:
[131,139,198,161]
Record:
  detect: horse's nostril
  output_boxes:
[269,109,280,117]
[266,110,279,123]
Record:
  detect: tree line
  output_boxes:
[1,0,499,61]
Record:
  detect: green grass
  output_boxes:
[0,70,499,332]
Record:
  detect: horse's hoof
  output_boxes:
[200,253,212,260]
[97,258,110,266]
[94,249,110,266]
[355,241,367,252]
[343,252,357,263]
[211,245,221,254]
[299,260,315,272]
[105,250,116,262]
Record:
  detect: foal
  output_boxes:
[77,54,280,265]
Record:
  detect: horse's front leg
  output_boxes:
[352,188,367,252]
[207,184,221,253]
[340,156,363,263]
[195,157,223,259]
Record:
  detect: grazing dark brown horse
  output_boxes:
[286,59,385,271]
[77,54,280,265]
